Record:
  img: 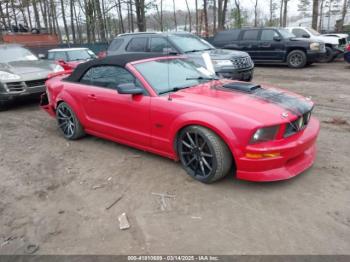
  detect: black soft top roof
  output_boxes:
[65,53,166,82]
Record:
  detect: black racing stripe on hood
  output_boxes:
[252,88,313,115]
[219,82,313,116]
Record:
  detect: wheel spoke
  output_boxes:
[181,151,191,155]
[186,132,196,147]
[201,157,212,171]
[182,140,193,149]
[58,108,68,118]
[199,160,206,176]
[200,140,206,150]
[201,152,213,158]
[185,156,196,166]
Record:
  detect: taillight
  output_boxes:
[346,44,350,51]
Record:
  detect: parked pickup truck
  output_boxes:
[107,32,254,81]
[285,27,349,62]
[212,27,325,68]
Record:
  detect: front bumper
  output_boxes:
[0,80,46,102]
[306,50,325,62]
[217,67,254,81]
[236,117,320,182]
[344,52,350,63]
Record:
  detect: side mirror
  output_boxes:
[38,53,45,59]
[273,36,282,41]
[163,47,178,55]
[302,34,310,38]
[116,83,144,95]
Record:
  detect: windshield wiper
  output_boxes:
[184,48,214,53]
[186,76,219,81]
[159,86,191,95]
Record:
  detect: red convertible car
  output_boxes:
[41,53,320,183]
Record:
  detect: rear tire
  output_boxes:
[177,125,233,184]
[287,50,307,68]
[56,102,85,140]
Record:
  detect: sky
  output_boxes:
[159,0,300,17]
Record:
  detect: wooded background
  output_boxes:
[0,0,349,44]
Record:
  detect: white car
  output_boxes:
[285,27,349,62]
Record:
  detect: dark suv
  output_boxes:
[213,28,326,68]
[107,32,254,81]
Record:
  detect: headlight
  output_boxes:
[53,64,64,72]
[250,125,279,144]
[0,71,21,81]
[212,59,233,67]
[310,42,320,51]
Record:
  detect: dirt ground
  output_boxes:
[0,61,350,255]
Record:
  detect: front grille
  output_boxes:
[284,111,312,138]
[25,79,46,88]
[5,82,25,92]
[232,56,252,69]
[339,38,346,46]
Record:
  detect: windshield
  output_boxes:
[0,46,38,63]
[134,58,216,95]
[169,35,214,53]
[278,29,295,39]
[307,27,321,36]
[67,49,96,61]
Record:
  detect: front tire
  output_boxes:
[287,50,307,68]
[317,46,335,63]
[177,126,233,183]
[56,102,85,140]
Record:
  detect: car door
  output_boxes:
[76,65,152,147]
[258,29,286,61]
[238,29,261,60]
[292,28,310,39]
[149,37,177,54]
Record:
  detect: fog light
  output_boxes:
[245,152,281,159]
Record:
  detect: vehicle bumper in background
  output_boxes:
[343,52,350,63]
[218,67,254,81]
[236,117,320,182]
[306,51,325,62]
[0,81,46,103]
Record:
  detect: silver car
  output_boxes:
[0,44,64,110]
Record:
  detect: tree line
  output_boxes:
[0,0,349,44]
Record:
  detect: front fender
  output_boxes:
[55,91,88,127]
[169,111,243,160]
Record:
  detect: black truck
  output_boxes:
[107,32,254,81]
[212,28,326,68]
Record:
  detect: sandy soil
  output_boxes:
[0,61,349,255]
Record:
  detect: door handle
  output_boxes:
[88,94,97,100]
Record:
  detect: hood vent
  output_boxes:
[222,82,261,93]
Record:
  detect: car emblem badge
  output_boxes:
[281,112,289,118]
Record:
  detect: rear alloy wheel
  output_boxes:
[287,50,307,68]
[56,102,85,140]
[177,126,232,183]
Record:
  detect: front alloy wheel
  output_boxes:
[56,102,85,140]
[287,50,307,68]
[177,126,232,183]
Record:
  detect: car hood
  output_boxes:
[311,35,341,45]
[0,60,57,78]
[289,37,319,43]
[186,48,250,60]
[170,80,313,126]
